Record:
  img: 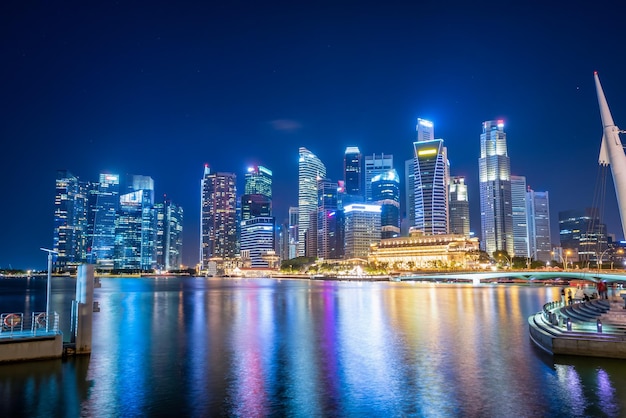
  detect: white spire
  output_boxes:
[594,71,626,239]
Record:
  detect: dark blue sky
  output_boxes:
[2,1,626,269]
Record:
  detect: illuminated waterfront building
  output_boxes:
[240,217,276,267]
[511,175,529,258]
[368,229,480,270]
[343,147,363,206]
[53,170,89,271]
[298,147,326,257]
[288,206,299,259]
[200,165,238,268]
[449,176,470,238]
[365,153,393,202]
[317,178,343,259]
[372,169,400,239]
[155,198,183,271]
[412,119,449,234]
[344,203,381,259]
[527,188,552,263]
[90,173,120,271]
[478,120,514,256]
[559,208,607,264]
[114,175,156,271]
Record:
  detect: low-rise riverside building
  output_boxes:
[368,229,480,270]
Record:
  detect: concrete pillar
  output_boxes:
[74,264,94,354]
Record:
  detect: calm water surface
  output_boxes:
[1,277,626,417]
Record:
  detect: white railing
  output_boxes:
[0,312,60,338]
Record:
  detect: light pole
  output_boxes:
[40,248,58,332]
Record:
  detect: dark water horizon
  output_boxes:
[1,277,625,417]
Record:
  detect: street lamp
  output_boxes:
[40,248,58,332]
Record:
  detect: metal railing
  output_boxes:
[0,312,60,338]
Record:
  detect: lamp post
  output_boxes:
[598,248,612,272]
[40,248,58,332]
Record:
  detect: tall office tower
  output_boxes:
[288,206,299,259]
[478,120,514,256]
[200,165,238,268]
[527,188,551,263]
[244,165,272,198]
[416,118,434,142]
[155,198,184,271]
[240,217,276,267]
[511,175,529,258]
[298,147,326,257]
[343,147,363,206]
[404,158,415,231]
[241,194,272,221]
[276,221,291,262]
[114,175,156,271]
[317,178,343,259]
[365,153,393,202]
[559,208,607,263]
[372,169,400,239]
[343,203,381,259]
[449,176,470,237]
[413,138,449,234]
[91,173,120,271]
[53,170,89,271]
[306,210,318,258]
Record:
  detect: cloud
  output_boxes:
[269,119,302,133]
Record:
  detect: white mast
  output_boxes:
[594,71,626,239]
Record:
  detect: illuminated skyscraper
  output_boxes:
[298,147,326,257]
[91,173,120,271]
[365,153,393,202]
[372,169,400,239]
[244,165,272,198]
[343,147,363,206]
[526,188,551,263]
[155,198,184,271]
[53,170,89,271]
[344,204,381,259]
[412,118,449,234]
[317,178,343,259]
[200,165,238,268]
[449,176,470,237]
[114,175,156,271]
[478,120,514,256]
[511,175,529,258]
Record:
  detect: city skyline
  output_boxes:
[3,1,626,269]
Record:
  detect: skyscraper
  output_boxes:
[343,147,363,205]
[478,120,513,256]
[53,170,89,271]
[240,164,275,267]
[298,147,326,257]
[244,165,272,198]
[91,173,120,271]
[200,165,238,268]
[412,118,449,235]
[343,203,381,259]
[511,175,529,258]
[114,175,156,271]
[372,169,400,239]
[155,198,184,271]
[317,178,343,259]
[449,176,470,237]
[526,188,551,263]
[365,153,393,203]
[559,208,607,264]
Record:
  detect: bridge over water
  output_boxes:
[393,270,626,286]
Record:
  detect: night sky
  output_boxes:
[2,1,626,270]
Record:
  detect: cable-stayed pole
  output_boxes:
[595,71,626,239]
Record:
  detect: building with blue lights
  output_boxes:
[372,169,400,239]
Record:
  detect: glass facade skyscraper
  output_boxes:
[413,137,449,235]
[511,175,529,258]
[244,165,272,199]
[53,170,89,270]
[200,165,238,268]
[343,204,381,259]
[478,120,513,256]
[155,198,184,271]
[317,178,343,259]
[343,147,363,206]
[527,188,551,263]
[365,153,393,203]
[298,147,326,257]
[449,176,470,238]
[91,173,120,271]
[372,169,400,239]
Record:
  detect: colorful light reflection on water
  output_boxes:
[1,277,626,417]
